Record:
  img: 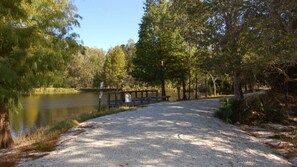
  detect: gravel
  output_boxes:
[18,99,291,167]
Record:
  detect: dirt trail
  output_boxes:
[18,99,291,167]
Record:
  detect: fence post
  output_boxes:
[141,91,143,104]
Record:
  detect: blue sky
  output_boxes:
[73,0,145,51]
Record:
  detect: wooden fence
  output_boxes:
[108,90,170,108]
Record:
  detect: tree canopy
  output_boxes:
[103,46,127,88]
[1,0,297,149]
[0,0,81,148]
[132,0,185,96]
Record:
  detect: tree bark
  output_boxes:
[209,74,217,96]
[177,87,181,100]
[161,78,166,100]
[195,76,198,99]
[0,108,14,148]
[182,80,187,100]
[248,83,254,92]
[205,77,208,98]
[187,43,192,100]
[233,71,243,99]
[188,77,191,100]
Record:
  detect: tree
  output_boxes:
[198,0,254,99]
[244,0,297,97]
[103,46,127,88]
[133,0,185,97]
[171,0,210,99]
[67,47,105,88]
[0,0,81,148]
[120,39,138,88]
[121,39,136,74]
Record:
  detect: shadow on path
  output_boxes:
[18,99,291,167]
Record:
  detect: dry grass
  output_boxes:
[0,106,136,166]
[33,88,80,94]
[0,155,20,167]
[15,106,136,151]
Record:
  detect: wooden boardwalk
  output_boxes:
[108,90,170,108]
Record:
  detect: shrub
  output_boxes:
[215,98,251,124]
[251,94,288,124]
[215,95,288,125]
[262,103,288,123]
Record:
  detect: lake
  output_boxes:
[9,92,105,138]
[9,91,196,138]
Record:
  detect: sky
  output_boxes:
[73,0,145,51]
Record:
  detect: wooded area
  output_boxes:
[133,0,297,101]
[0,0,296,148]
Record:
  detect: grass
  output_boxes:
[14,106,136,152]
[0,105,136,167]
[33,88,80,94]
[203,94,234,99]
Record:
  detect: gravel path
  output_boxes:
[18,99,291,167]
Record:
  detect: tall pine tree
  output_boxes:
[103,46,127,88]
[132,0,185,97]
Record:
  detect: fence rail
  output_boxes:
[108,90,170,108]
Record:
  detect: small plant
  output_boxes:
[215,98,251,124]
[215,95,288,125]
[262,103,288,123]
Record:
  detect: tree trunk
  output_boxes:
[205,77,208,98]
[209,74,217,96]
[233,71,243,99]
[187,43,192,100]
[161,78,166,100]
[0,108,14,148]
[177,87,181,100]
[195,76,198,99]
[182,80,187,100]
[188,77,191,100]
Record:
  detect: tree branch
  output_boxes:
[274,66,297,82]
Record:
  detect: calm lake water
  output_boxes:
[9,92,106,138]
[9,91,195,138]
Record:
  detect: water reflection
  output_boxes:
[9,91,196,138]
[9,92,106,138]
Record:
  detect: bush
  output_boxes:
[215,95,288,125]
[215,98,251,124]
[246,95,288,124]
[262,103,287,123]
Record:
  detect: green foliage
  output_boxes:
[216,79,232,95]
[121,39,136,74]
[215,98,251,124]
[246,95,289,124]
[216,96,288,124]
[169,0,297,100]
[262,103,287,124]
[0,0,81,148]
[33,88,79,94]
[67,47,105,88]
[214,99,233,123]
[103,46,127,88]
[132,0,186,88]
[0,0,81,109]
